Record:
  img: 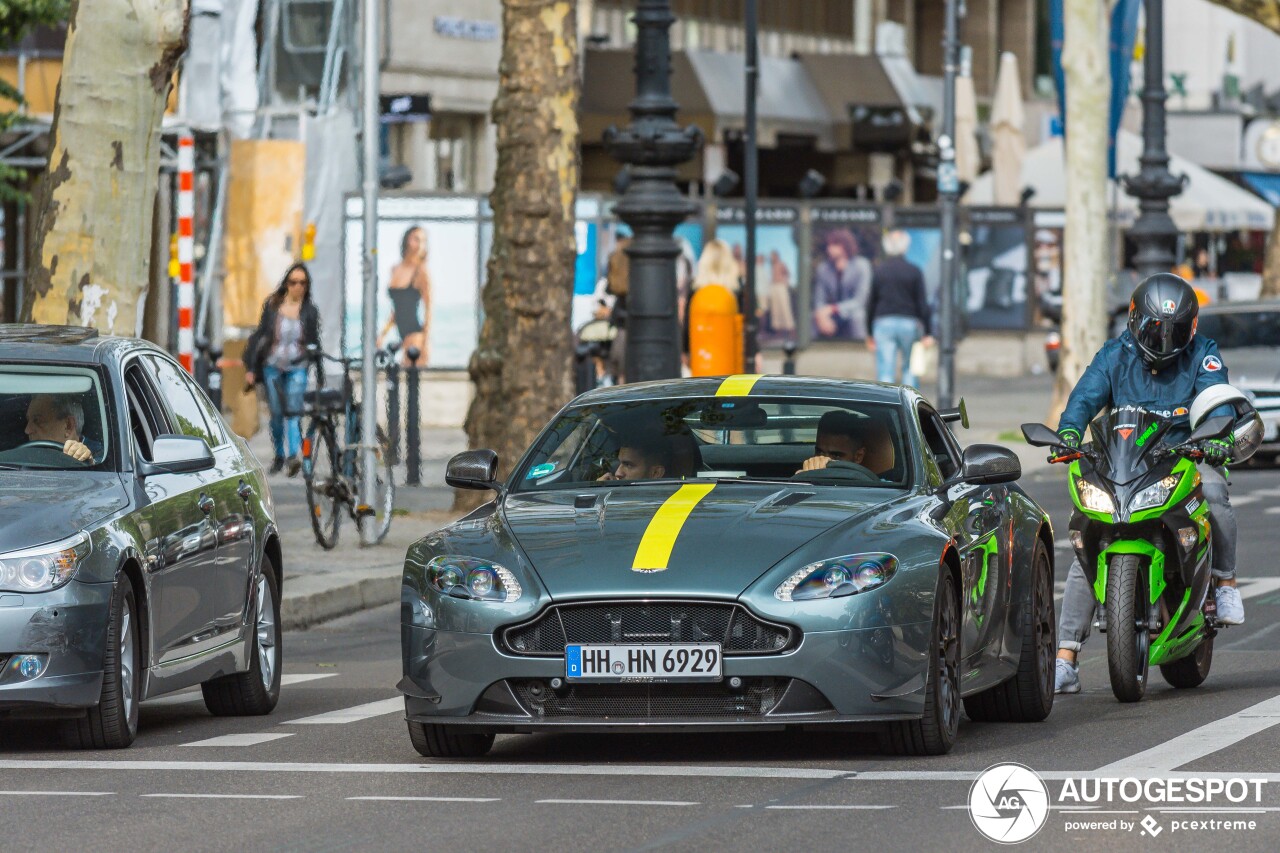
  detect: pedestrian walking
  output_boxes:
[245,262,322,475]
[866,230,933,388]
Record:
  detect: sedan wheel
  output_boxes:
[61,578,139,749]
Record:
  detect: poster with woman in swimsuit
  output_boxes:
[377,225,432,365]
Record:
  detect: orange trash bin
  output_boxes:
[688,284,744,376]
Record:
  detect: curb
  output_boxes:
[281,570,403,631]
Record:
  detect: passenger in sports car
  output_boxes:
[794,410,878,482]
[597,434,673,481]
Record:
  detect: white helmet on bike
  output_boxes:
[1189,384,1263,464]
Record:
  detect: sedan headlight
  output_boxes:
[775,553,898,602]
[1130,475,1180,512]
[0,532,91,593]
[426,556,522,603]
[1074,477,1115,514]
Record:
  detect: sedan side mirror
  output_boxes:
[961,444,1022,485]
[446,449,500,491]
[141,435,215,477]
[1021,422,1064,448]
[1188,414,1234,443]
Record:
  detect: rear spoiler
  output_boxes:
[939,399,969,429]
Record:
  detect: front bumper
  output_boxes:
[400,621,933,732]
[0,581,111,712]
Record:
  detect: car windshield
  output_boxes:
[1197,309,1280,350]
[514,397,910,491]
[0,366,111,470]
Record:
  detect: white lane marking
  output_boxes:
[141,793,302,800]
[0,790,113,797]
[348,796,501,803]
[537,799,699,807]
[1265,506,1280,515]
[282,697,402,725]
[1238,578,1280,600]
[181,733,295,748]
[1231,496,1260,507]
[1,760,1278,783]
[1054,539,1072,550]
[765,804,895,810]
[1095,693,1280,774]
[145,674,337,707]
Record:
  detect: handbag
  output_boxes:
[909,336,934,379]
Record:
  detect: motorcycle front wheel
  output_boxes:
[1106,553,1152,703]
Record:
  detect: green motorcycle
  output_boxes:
[1022,408,1235,703]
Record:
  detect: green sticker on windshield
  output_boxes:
[1135,423,1159,446]
[526,463,556,480]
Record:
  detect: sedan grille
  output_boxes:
[510,677,789,719]
[500,601,796,657]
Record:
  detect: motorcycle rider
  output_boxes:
[1054,273,1242,694]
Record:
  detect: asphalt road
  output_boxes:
[1,465,1278,852]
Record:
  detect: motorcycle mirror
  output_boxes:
[939,399,969,429]
[1021,422,1063,447]
[1188,414,1234,444]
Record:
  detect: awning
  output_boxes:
[1243,172,1280,207]
[794,52,921,150]
[964,131,1275,232]
[581,48,834,151]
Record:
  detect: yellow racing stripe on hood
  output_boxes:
[715,374,764,397]
[632,483,717,571]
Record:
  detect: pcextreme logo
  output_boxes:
[968,763,1051,844]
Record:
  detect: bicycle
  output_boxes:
[293,345,396,549]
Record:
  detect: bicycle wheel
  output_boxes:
[304,421,341,550]
[356,425,396,544]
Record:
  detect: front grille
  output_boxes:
[510,677,789,719]
[501,601,796,657]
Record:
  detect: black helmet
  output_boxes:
[1127,273,1199,369]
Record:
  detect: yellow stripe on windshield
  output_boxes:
[715,374,764,397]
[632,483,716,571]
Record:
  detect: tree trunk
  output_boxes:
[1264,212,1280,298]
[1048,0,1113,426]
[457,0,579,512]
[22,0,189,333]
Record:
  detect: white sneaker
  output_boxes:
[1215,585,1245,625]
[1054,658,1080,694]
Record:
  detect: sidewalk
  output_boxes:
[253,371,1062,629]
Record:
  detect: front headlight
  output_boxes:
[775,553,898,602]
[426,555,522,603]
[1075,477,1115,514]
[0,532,91,593]
[1130,474,1180,512]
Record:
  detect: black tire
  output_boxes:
[1106,553,1150,703]
[1160,635,1213,689]
[356,425,396,544]
[61,578,139,749]
[201,563,282,716]
[304,422,341,550]
[407,721,494,758]
[883,570,961,756]
[964,539,1056,722]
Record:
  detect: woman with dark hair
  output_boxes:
[377,224,431,366]
[245,262,322,475]
[812,228,872,339]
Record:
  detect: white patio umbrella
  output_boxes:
[955,73,980,184]
[990,52,1026,206]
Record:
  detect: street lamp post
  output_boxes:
[604,0,702,383]
[1124,0,1185,278]
[358,0,380,544]
[936,0,965,409]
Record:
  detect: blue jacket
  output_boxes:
[1058,330,1229,438]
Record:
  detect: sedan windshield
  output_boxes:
[515,397,910,491]
[0,366,111,470]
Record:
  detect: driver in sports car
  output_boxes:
[1053,273,1242,695]
[24,394,93,462]
[794,410,878,483]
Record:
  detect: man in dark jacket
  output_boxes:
[1054,273,1241,694]
[866,230,933,388]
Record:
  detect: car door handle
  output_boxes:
[238,480,254,502]
[198,493,215,515]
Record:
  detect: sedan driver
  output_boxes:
[25,394,93,462]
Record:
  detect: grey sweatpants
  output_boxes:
[1059,464,1236,652]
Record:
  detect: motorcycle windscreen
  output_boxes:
[1088,408,1173,486]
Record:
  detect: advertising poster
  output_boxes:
[964,207,1032,330]
[893,208,943,335]
[715,205,801,348]
[591,214,705,334]
[807,206,881,343]
[1032,210,1065,325]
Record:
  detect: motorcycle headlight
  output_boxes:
[0,532,91,593]
[426,556,522,603]
[775,553,898,602]
[1130,475,1180,512]
[1074,477,1115,514]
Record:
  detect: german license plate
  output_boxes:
[565,643,722,682]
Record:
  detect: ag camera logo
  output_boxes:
[969,763,1050,844]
